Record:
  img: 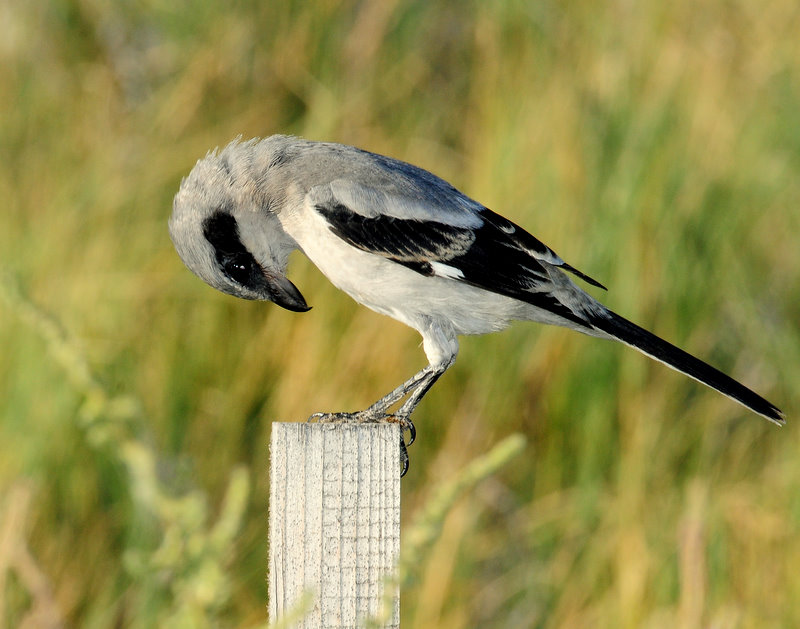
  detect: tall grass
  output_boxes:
[1,1,799,627]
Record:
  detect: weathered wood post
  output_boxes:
[269,422,401,628]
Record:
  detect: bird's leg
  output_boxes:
[362,365,439,419]
[308,366,432,424]
[309,366,432,455]
[366,356,454,455]
[308,355,455,476]
[395,362,448,418]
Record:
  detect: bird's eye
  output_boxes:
[222,253,257,285]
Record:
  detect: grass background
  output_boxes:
[2,0,799,627]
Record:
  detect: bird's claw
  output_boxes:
[392,415,416,478]
[307,411,358,423]
[404,419,416,447]
[306,410,416,477]
[399,438,410,477]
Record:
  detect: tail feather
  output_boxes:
[587,309,784,425]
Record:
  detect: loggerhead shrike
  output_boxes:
[169,135,783,472]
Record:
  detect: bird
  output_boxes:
[169,135,784,473]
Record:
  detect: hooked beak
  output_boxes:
[264,272,311,312]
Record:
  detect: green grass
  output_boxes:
[2,1,799,627]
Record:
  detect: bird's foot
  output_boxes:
[308,410,384,424]
[307,410,416,477]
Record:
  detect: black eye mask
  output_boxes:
[201,210,310,311]
[202,212,260,286]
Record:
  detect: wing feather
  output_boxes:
[313,195,603,328]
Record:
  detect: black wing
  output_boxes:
[477,210,606,290]
[315,201,603,327]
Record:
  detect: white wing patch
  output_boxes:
[430,261,465,280]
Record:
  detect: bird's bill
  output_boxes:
[264,272,311,312]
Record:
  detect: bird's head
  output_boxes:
[169,143,310,312]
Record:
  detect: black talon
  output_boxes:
[405,420,416,447]
[399,437,409,477]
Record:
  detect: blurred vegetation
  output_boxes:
[1,0,799,627]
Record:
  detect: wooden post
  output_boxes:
[269,422,401,628]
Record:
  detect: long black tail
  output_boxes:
[586,309,784,425]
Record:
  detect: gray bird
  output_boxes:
[169,135,784,471]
